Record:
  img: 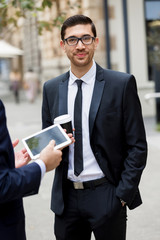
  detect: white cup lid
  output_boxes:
[54,114,72,124]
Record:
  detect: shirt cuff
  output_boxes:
[35,159,46,180]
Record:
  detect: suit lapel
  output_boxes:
[58,66,105,137]
[58,72,70,165]
[59,72,69,115]
[89,64,105,137]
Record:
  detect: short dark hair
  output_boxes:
[61,15,97,40]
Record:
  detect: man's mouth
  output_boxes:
[76,52,87,58]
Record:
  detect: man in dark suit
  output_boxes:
[42,15,147,240]
[0,99,63,240]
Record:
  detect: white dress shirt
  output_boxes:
[68,60,104,182]
[35,159,46,179]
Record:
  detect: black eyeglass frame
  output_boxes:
[63,36,96,46]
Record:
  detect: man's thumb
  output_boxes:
[49,140,55,147]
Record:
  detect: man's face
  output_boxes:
[60,24,99,69]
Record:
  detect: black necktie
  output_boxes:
[74,79,83,176]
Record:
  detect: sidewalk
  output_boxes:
[1,92,160,240]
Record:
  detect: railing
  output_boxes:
[144,92,160,101]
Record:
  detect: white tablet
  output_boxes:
[22,124,71,160]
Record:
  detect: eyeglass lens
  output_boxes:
[66,36,94,45]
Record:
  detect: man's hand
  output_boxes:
[68,132,75,145]
[12,139,31,168]
[40,140,62,172]
[63,129,75,147]
[120,199,126,207]
[12,138,19,148]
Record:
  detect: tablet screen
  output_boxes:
[22,124,71,159]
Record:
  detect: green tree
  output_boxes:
[0,0,81,36]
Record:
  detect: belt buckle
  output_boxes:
[73,182,84,189]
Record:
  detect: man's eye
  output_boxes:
[83,36,91,40]
[68,38,77,43]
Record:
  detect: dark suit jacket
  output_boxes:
[0,100,41,240]
[42,63,147,216]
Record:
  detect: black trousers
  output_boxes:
[54,181,127,240]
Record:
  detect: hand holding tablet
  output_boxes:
[39,140,62,172]
[22,124,72,160]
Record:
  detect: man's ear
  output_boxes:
[94,37,99,50]
[60,40,66,52]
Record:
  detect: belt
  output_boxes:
[67,177,108,190]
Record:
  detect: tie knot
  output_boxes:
[76,79,82,88]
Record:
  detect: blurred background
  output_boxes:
[0,0,160,239]
[0,0,160,120]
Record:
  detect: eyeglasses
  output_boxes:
[63,35,96,46]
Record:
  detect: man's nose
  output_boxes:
[76,39,85,49]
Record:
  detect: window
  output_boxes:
[144,0,160,80]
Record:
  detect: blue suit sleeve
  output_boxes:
[0,100,41,203]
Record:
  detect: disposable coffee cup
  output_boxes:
[54,114,73,134]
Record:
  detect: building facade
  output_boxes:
[22,0,160,117]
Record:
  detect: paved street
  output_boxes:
[1,90,160,240]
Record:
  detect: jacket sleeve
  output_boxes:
[116,75,147,206]
[0,100,41,203]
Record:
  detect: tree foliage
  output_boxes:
[0,0,81,36]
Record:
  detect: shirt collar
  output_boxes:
[69,60,96,85]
